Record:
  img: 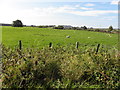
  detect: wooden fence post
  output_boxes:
[19,40,22,50]
[49,42,52,48]
[96,44,100,54]
[76,42,79,49]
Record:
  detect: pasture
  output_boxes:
[1,26,119,88]
[2,26,118,48]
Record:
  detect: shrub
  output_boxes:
[12,20,23,27]
[81,26,87,30]
[54,25,64,29]
[1,45,119,88]
[95,29,100,32]
[109,26,113,32]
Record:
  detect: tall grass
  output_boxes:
[1,44,120,88]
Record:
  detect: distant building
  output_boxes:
[48,25,56,27]
[58,25,72,29]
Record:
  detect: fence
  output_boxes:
[18,40,101,54]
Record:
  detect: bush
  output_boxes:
[2,45,119,88]
[95,29,100,32]
[81,26,87,30]
[54,25,64,29]
[38,25,49,28]
[12,20,23,27]
[109,26,113,32]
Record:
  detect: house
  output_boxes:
[60,25,73,29]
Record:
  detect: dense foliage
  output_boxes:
[1,44,120,88]
[109,26,113,32]
[12,20,23,27]
[54,25,64,29]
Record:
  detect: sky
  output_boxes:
[0,0,119,28]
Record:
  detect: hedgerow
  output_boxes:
[1,45,120,88]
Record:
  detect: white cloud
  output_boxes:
[74,5,93,10]
[0,5,117,22]
[0,2,118,26]
[102,16,117,20]
[75,5,80,7]
[0,0,114,3]
[67,10,117,16]
[32,6,117,16]
[111,0,119,5]
[80,7,93,10]
[0,4,77,25]
[57,6,76,10]
[84,3,95,6]
[33,6,76,16]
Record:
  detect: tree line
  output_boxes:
[12,19,115,33]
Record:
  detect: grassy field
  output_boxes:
[2,26,118,48]
[1,26,119,88]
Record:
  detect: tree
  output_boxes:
[109,26,113,31]
[54,25,64,29]
[95,29,100,32]
[12,20,23,27]
[81,26,87,30]
[57,25,64,29]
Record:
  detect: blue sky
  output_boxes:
[0,0,118,28]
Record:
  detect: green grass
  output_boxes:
[1,26,119,88]
[2,26,118,48]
